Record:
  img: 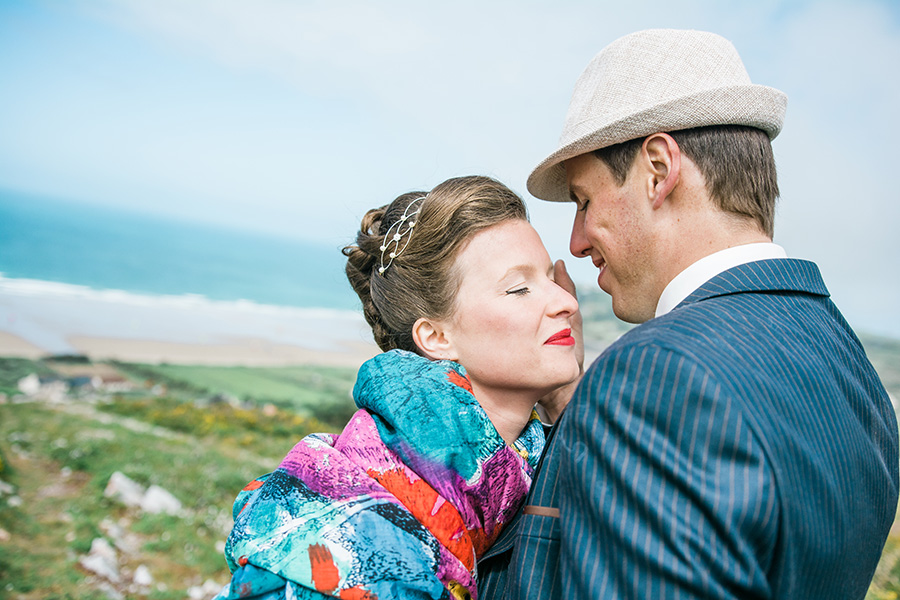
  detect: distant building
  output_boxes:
[17,374,69,402]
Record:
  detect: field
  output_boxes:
[0,311,898,597]
[0,358,359,598]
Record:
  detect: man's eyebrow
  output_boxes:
[568,183,586,202]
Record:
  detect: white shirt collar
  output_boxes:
[655,242,788,318]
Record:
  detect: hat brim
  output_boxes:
[527,83,788,203]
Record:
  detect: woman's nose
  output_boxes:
[550,283,578,318]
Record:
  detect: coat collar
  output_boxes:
[676,258,830,311]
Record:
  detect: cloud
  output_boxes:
[4,0,899,335]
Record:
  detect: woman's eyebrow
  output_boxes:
[500,263,554,281]
[500,264,534,281]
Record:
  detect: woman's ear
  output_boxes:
[412,317,456,361]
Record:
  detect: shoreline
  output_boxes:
[0,276,380,368]
[0,330,379,368]
[65,335,379,368]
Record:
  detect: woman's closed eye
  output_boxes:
[505,287,530,297]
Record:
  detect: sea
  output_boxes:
[0,188,360,312]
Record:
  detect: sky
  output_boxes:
[0,0,898,338]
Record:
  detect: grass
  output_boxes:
[0,357,56,396]
[100,395,333,460]
[111,362,359,427]
[0,327,898,597]
[0,399,303,598]
[0,355,360,597]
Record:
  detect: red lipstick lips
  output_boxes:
[545,328,575,346]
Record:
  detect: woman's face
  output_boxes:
[440,219,580,400]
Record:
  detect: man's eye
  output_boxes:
[578,200,590,212]
[506,287,530,296]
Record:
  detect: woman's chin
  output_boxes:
[544,362,582,393]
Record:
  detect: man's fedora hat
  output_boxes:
[527,29,788,203]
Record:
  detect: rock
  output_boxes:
[100,518,124,545]
[17,374,40,396]
[90,536,118,561]
[187,579,225,600]
[133,564,153,586]
[0,528,9,542]
[0,479,14,496]
[141,485,182,515]
[95,581,125,600]
[113,530,141,555]
[7,496,22,508]
[104,472,145,508]
[79,537,120,583]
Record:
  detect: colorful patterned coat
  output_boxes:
[215,349,545,600]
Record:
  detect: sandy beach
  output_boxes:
[0,277,379,367]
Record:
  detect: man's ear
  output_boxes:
[412,317,457,361]
[641,133,681,209]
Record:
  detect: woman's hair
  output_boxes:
[343,175,528,352]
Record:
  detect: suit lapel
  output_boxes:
[481,423,561,559]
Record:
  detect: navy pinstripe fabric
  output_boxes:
[478,259,898,600]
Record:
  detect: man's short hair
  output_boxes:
[593,125,779,237]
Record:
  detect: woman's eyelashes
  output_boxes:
[505,287,530,297]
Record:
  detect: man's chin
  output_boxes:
[610,295,652,325]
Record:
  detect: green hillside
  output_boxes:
[0,300,898,596]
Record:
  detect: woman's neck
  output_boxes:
[471,383,540,446]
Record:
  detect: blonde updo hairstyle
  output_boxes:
[344,176,528,353]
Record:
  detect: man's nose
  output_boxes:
[569,209,591,258]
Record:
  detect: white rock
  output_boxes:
[0,479,14,496]
[7,496,22,507]
[114,531,141,555]
[0,528,9,542]
[90,537,118,561]
[100,518,124,543]
[133,564,153,586]
[79,538,120,583]
[104,472,145,508]
[17,374,40,395]
[95,581,125,600]
[187,579,224,600]
[141,485,183,515]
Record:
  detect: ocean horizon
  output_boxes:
[0,188,361,313]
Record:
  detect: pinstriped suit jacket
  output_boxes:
[479,259,899,600]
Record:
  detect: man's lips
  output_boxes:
[545,328,575,346]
